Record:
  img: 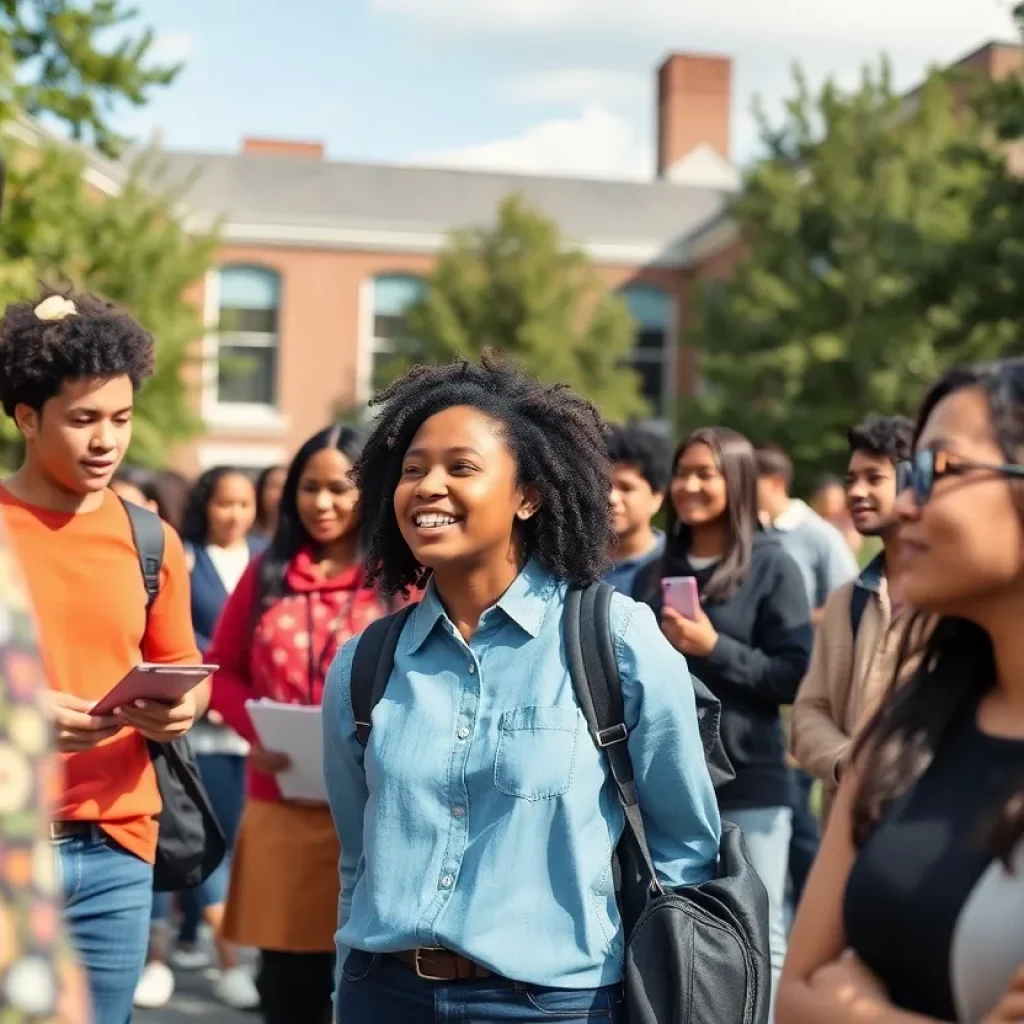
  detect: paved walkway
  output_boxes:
[134,966,255,1023]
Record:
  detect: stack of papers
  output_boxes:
[245,699,326,803]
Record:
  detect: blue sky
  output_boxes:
[121,0,1019,180]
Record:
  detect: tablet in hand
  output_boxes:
[91,663,218,718]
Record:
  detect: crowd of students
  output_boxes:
[0,284,1020,1024]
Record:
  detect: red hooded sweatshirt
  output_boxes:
[207,548,390,803]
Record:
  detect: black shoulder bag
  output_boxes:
[120,499,226,892]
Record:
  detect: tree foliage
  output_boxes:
[394,195,648,422]
[1,0,179,157]
[0,0,214,467]
[684,58,1015,489]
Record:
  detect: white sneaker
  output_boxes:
[133,961,175,1009]
[171,946,212,971]
[214,965,261,1010]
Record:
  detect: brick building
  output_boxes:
[8,41,1020,472]
[151,50,743,472]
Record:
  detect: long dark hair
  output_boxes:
[254,425,364,614]
[254,464,285,533]
[852,358,1024,864]
[666,426,760,602]
[180,466,252,547]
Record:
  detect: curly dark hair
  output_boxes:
[847,413,914,466]
[0,287,154,416]
[606,423,672,493]
[356,353,614,595]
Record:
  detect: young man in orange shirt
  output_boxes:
[0,290,205,1024]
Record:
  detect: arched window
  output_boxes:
[371,274,426,394]
[217,266,280,406]
[620,284,673,419]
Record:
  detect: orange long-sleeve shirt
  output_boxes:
[0,486,200,863]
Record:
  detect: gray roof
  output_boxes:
[151,150,728,254]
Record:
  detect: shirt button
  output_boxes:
[457,727,470,740]
[468,664,476,674]
[441,874,454,888]
[452,806,465,819]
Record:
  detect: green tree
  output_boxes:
[391,195,648,422]
[684,62,994,488]
[1,0,180,156]
[0,1,215,466]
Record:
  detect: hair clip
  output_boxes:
[34,296,77,322]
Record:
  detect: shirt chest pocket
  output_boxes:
[494,706,579,801]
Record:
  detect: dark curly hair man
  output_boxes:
[0,286,204,1023]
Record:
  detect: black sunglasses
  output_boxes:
[898,449,1024,505]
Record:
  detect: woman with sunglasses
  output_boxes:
[778,358,1024,1024]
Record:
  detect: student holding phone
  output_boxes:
[0,288,204,1024]
[635,426,812,1016]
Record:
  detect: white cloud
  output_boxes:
[372,0,1016,44]
[498,69,647,107]
[406,104,650,181]
[148,32,195,65]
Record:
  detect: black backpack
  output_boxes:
[350,582,769,1024]
[120,499,226,893]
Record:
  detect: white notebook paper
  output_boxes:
[244,699,327,803]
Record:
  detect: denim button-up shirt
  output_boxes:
[322,560,721,989]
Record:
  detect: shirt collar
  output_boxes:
[405,559,558,654]
[773,498,812,532]
[856,551,886,593]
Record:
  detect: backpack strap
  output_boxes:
[564,583,661,893]
[351,606,415,746]
[119,497,165,613]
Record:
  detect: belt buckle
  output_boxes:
[414,947,451,982]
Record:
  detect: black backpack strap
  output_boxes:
[351,606,415,746]
[565,583,661,893]
[120,497,165,612]
[849,585,869,640]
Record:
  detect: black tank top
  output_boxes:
[844,706,1024,1021]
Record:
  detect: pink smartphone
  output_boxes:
[90,663,218,717]
[661,576,700,620]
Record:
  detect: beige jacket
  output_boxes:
[791,556,927,818]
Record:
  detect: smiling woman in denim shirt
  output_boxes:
[322,355,721,1024]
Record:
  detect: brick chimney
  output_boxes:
[242,137,325,159]
[656,54,732,178]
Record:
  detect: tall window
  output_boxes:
[371,274,425,394]
[217,266,280,406]
[621,284,673,419]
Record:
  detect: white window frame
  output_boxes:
[358,274,426,405]
[202,268,288,433]
[621,285,678,431]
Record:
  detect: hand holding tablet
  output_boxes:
[91,663,218,718]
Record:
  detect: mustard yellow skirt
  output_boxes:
[222,799,340,953]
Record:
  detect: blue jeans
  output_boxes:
[336,950,625,1023]
[724,806,793,1021]
[55,827,153,1024]
[152,752,246,935]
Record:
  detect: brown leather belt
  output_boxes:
[48,821,92,841]
[389,948,493,982]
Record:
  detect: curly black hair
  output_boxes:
[356,353,614,595]
[0,287,154,416]
[606,423,672,493]
[847,413,914,466]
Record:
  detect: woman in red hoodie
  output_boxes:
[207,425,391,1024]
